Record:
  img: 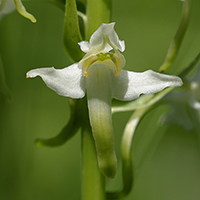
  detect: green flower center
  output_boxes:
[81,53,122,77]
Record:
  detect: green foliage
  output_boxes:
[63,0,84,62]
[159,0,192,72]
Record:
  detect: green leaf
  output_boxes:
[63,0,84,62]
[85,0,112,40]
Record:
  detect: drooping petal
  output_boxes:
[26,63,86,99]
[86,64,117,179]
[112,69,183,101]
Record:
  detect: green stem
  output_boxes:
[85,0,112,40]
[13,0,36,22]
[79,98,105,200]
[120,108,148,196]
[159,0,192,72]
[108,85,180,198]
[81,126,106,200]
[107,108,149,199]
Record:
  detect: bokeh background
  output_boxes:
[1,0,200,199]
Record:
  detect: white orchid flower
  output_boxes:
[26,23,182,178]
[160,64,200,131]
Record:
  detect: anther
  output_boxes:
[86,71,89,78]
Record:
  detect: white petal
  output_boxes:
[79,40,112,54]
[119,40,125,52]
[89,23,125,52]
[26,63,86,98]
[101,44,113,53]
[112,69,183,101]
[78,41,89,52]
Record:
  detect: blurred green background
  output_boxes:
[0,0,200,199]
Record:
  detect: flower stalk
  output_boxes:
[81,127,106,200]
[159,0,192,72]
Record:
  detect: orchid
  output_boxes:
[26,23,182,178]
[160,63,200,131]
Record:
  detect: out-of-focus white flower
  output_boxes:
[160,64,200,131]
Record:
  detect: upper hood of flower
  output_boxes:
[79,23,125,53]
[78,23,126,77]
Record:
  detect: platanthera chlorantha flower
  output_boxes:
[26,23,182,178]
[160,64,200,131]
